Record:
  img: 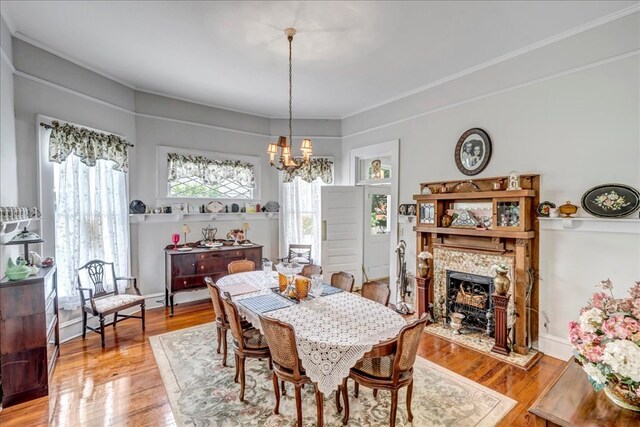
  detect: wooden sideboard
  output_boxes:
[0,266,59,408]
[529,358,640,426]
[164,245,263,316]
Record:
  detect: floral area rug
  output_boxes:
[149,323,516,427]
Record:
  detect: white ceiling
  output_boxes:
[1,1,637,118]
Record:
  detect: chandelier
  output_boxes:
[267,28,313,171]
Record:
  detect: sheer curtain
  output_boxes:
[53,155,129,310]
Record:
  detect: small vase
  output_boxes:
[450,312,465,335]
[441,213,453,228]
[605,382,640,412]
[417,260,429,278]
[494,270,511,295]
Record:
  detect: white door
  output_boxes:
[321,186,364,287]
[364,186,391,281]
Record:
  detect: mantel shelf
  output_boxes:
[413,226,535,239]
[538,216,640,234]
[413,189,535,201]
[398,215,416,224]
[129,212,278,224]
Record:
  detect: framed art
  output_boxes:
[454,128,492,176]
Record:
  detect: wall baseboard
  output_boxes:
[538,332,572,361]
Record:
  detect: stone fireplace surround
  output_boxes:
[433,247,515,330]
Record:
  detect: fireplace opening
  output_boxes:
[446,271,495,336]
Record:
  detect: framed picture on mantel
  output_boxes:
[454,128,492,176]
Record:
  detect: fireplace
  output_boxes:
[446,271,495,336]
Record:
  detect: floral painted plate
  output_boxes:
[581,184,640,218]
[536,201,556,217]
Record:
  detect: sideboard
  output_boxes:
[0,266,59,408]
[164,245,263,316]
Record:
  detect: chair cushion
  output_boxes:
[242,328,269,349]
[90,294,144,313]
[352,355,394,379]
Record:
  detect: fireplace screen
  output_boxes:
[446,271,494,336]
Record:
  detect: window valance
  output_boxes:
[167,153,256,188]
[283,158,333,184]
[48,121,130,172]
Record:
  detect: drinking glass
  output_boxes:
[310,274,324,298]
[262,260,273,279]
[171,233,180,250]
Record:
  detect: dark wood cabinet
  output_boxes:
[165,245,262,316]
[0,266,59,408]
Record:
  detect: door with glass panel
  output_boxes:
[363,186,391,281]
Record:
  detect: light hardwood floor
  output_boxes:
[0,300,565,426]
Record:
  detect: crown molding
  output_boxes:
[341,4,640,119]
[341,49,640,139]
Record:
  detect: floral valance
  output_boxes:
[167,153,255,188]
[283,158,333,184]
[48,121,130,172]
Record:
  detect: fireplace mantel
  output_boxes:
[413,174,539,356]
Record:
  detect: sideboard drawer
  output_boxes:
[196,258,227,274]
[222,250,245,258]
[171,254,196,276]
[173,275,205,291]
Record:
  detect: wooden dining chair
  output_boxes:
[331,271,355,293]
[301,264,322,278]
[227,259,255,274]
[361,280,390,306]
[340,314,428,427]
[206,277,252,367]
[278,243,313,265]
[221,291,272,402]
[260,315,345,427]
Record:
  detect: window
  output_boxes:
[370,193,390,235]
[158,147,259,200]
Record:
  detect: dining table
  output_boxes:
[217,270,407,395]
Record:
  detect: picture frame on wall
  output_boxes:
[454,128,492,176]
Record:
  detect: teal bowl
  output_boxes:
[5,269,31,281]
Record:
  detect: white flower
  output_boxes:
[492,263,509,273]
[602,340,640,382]
[578,307,605,333]
[582,362,607,385]
[417,251,432,260]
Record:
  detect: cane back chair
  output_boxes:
[361,280,391,306]
[330,271,355,293]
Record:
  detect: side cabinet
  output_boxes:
[164,246,263,316]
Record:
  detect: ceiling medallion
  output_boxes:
[267,28,313,172]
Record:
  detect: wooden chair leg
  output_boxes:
[294,384,303,427]
[113,312,118,327]
[341,378,349,426]
[222,329,228,367]
[99,316,106,348]
[272,372,280,415]
[406,379,414,422]
[314,386,324,427]
[373,389,378,398]
[216,326,222,354]
[354,381,359,398]
[141,303,145,330]
[82,312,87,339]
[234,354,239,383]
[268,357,273,371]
[281,380,287,396]
[390,389,398,427]
[238,356,246,402]
[335,387,342,413]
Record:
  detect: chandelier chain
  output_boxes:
[288,34,293,145]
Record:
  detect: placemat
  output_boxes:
[223,283,259,297]
[321,284,343,296]
[237,293,294,315]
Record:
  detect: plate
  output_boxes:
[241,243,253,246]
[207,201,224,213]
[129,200,146,214]
[536,201,556,217]
[177,247,193,252]
[231,203,240,213]
[581,183,640,218]
[205,242,223,247]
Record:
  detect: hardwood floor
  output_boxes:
[0,300,565,426]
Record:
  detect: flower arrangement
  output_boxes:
[417,251,433,260]
[492,263,509,273]
[568,280,640,411]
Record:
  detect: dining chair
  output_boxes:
[260,315,344,427]
[278,244,313,265]
[227,259,255,274]
[360,280,390,306]
[205,277,253,367]
[340,314,428,427]
[221,291,272,402]
[77,260,145,348]
[301,264,322,278]
[331,271,355,293]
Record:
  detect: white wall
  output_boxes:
[0,15,18,276]
[341,14,640,360]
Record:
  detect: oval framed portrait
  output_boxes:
[454,128,492,176]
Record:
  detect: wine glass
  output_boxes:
[171,233,180,250]
[310,274,324,299]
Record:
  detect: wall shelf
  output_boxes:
[0,218,43,244]
[538,217,640,234]
[129,212,278,224]
[398,215,415,224]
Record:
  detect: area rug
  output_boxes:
[150,323,516,427]
[424,324,541,370]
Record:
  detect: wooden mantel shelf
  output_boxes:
[413,226,535,239]
[414,189,535,201]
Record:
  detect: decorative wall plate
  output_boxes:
[207,201,224,213]
[536,201,556,217]
[450,210,481,228]
[581,184,640,218]
[129,200,146,214]
[263,201,280,212]
[231,203,240,213]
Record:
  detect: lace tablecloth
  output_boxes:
[217,271,407,395]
